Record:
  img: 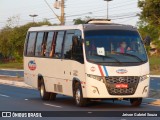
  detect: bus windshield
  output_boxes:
[84,30,147,64]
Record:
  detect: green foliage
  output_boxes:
[138,0,160,26]
[145,46,151,56]
[138,0,160,54]
[0,17,52,61]
[0,62,23,69]
[137,21,159,40]
[73,18,86,25]
[152,40,160,54]
[149,55,160,75]
[73,16,91,25]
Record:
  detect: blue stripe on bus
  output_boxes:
[103,66,109,76]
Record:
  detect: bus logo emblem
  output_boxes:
[90,66,96,72]
[28,60,36,70]
[116,69,127,74]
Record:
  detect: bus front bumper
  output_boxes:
[83,76,150,99]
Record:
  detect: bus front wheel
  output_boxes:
[74,82,88,107]
[130,98,142,106]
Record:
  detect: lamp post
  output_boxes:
[104,0,112,19]
[29,14,38,22]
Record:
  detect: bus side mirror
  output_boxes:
[144,36,151,46]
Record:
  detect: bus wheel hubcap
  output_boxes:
[76,89,81,104]
[40,85,44,97]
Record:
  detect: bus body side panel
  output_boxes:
[71,60,86,97]
[24,57,38,89]
[24,57,85,97]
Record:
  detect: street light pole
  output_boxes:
[29,14,38,22]
[104,0,112,19]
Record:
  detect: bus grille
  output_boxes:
[105,76,140,95]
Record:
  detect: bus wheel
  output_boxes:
[130,98,142,106]
[50,93,57,100]
[74,82,88,107]
[40,81,50,100]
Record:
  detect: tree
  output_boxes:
[6,16,20,28]
[0,17,52,62]
[73,16,91,25]
[138,0,160,26]
[138,0,160,54]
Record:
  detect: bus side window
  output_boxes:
[49,32,57,57]
[45,32,54,57]
[35,32,44,57]
[63,30,75,59]
[26,32,37,56]
[72,30,84,63]
[54,31,65,59]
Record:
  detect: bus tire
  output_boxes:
[50,93,57,100]
[40,81,50,100]
[130,98,142,106]
[74,82,88,107]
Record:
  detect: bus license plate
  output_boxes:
[115,84,128,88]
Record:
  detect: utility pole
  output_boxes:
[60,0,65,25]
[54,0,65,25]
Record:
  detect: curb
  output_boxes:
[0,69,24,71]
[0,79,33,89]
[150,75,160,78]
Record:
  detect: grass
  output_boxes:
[0,56,159,75]
[0,62,23,69]
[149,56,160,75]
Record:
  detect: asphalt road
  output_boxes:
[0,84,160,120]
[0,70,160,119]
[0,69,24,77]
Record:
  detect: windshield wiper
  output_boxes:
[94,54,121,63]
[115,52,144,62]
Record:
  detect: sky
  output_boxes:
[0,0,141,28]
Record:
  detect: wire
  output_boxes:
[118,17,138,24]
[111,15,137,20]
[43,0,61,22]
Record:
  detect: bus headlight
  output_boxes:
[140,74,150,82]
[87,74,104,83]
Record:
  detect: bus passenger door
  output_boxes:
[62,30,75,96]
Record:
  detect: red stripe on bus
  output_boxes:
[98,65,104,76]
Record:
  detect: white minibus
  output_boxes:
[24,19,150,106]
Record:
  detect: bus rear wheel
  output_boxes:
[40,81,56,100]
[74,82,88,107]
[130,98,142,106]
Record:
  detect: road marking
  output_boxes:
[24,99,28,101]
[44,103,62,108]
[88,112,92,114]
[0,94,10,98]
[0,75,17,78]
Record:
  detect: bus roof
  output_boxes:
[28,23,137,32]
